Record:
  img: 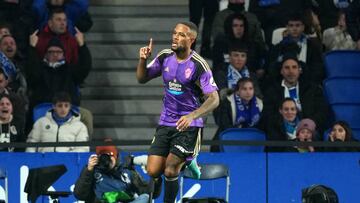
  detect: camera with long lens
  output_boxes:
[95,154,112,172]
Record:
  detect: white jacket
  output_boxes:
[26,111,89,152]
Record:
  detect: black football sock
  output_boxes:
[164,176,179,203]
[152,176,163,199]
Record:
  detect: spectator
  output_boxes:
[74,142,160,203]
[315,0,350,31]
[262,55,328,134]
[326,120,359,152]
[248,0,313,45]
[26,33,92,137]
[212,13,266,77]
[0,94,25,152]
[323,11,357,51]
[213,41,262,101]
[0,67,26,132]
[35,8,80,64]
[285,118,317,153]
[211,78,263,152]
[0,35,27,94]
[269,13,324,84]
[32,0,93,35]
[346,0,360,49]
[266,98,300,152]
[26,92,89,152]
[27,31,91,107]
[212,0,265,50]
[189,0,219,58]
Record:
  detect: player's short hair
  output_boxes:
[177,21,198,39]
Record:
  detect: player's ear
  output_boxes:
[190,37,196,45]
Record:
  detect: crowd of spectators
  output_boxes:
[200,0,360,152]
[0,0,93,152]
[0,0,359,154]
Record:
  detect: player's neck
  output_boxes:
[175,49,191,62]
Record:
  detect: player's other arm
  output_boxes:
[137,38,153,84]
[176,90,219,132]
[191,91,219,119]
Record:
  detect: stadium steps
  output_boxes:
[84,0,216,151]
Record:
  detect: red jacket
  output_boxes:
[36,26,79,64]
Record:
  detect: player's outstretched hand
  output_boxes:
[176,114,194,132]
[139,38,153,60]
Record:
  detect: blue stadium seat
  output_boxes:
[33,103,53,122]
[323,77,360,105]
[324,51,360,78]
[332,104,360,129]
[219,128,266,152]
[351,129,360,141]
[180,164,230,203]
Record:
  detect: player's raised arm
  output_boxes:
[136,38,153,84]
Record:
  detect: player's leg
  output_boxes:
[163,127,202,203]
[163,153,185,203]
[147,126,172,199]
[147,155,166,177]
[147,155,165,200]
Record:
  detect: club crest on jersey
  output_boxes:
[164,67,169,72]
[185,67,192,79]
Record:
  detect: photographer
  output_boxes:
[74,144,158,203]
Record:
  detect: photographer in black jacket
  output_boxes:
[74,141,161,203]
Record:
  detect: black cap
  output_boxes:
[46,37,65,51]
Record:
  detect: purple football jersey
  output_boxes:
[146,49,218,127]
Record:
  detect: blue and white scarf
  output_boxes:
[279,34,307,62]
[283,118,299,140]
[227,64,250,89]
[234,95,261,127]
[52,111,73,126]
[0,51,17,80]
[43,58,66,69]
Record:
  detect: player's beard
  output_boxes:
[171,46,186,54]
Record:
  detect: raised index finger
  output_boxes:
[148,38,153,50]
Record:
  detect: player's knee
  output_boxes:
[147,166,162,178]
[164,165,179,177]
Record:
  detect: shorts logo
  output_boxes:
[185,67,192,79]
[174,145,193,154]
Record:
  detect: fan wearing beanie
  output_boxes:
[293,118,317,153]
